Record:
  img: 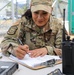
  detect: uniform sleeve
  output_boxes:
[0,20,22,56]
[45,20,63,55]
[45,46,54,55]
[55,23,63,48]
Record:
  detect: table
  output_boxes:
[0,53,62,75]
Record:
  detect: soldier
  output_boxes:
[0,0,63,59]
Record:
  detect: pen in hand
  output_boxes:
[18,38,23,45]
[17,38,29,55]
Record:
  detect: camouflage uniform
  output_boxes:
[0,15,63,56]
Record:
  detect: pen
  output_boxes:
[17,38,29,55]
[18,38,23,45]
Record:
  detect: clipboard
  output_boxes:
[9,54,62,70]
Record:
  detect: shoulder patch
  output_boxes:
[7,26,18,35]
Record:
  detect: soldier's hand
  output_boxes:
[28,48,48,58]
[15,45,29,59]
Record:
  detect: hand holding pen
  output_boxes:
[15,38,29,59]
[18,38,29,54]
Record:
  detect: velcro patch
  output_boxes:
[7,26,18,35]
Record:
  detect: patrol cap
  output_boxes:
[31,0,53,13]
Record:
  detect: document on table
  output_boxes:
[9,54,61,69]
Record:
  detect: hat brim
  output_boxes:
[31,5,51,13]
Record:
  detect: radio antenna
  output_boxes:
[62,9,66,41]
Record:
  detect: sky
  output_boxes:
[8,0,31,4]
[13,0,26,4]
[17,0,31,4]
[8,0,27,4]
[17,0,26,3]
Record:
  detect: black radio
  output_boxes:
[62,9,74,75]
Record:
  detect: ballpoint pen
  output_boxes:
[18,38,23,45]
[17,38,29,55]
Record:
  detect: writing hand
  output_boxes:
[15,45,29,59]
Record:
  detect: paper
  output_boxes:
[9,54,60,68]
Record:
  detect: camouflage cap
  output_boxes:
[31,0,53,13]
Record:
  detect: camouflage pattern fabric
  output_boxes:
[31,0,53,13]
[0,15,63,56]
[31,0,53,6]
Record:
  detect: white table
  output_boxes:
[13,64,62,75]
[0,54,62,75]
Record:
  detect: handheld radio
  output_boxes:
[62,9,74,75]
